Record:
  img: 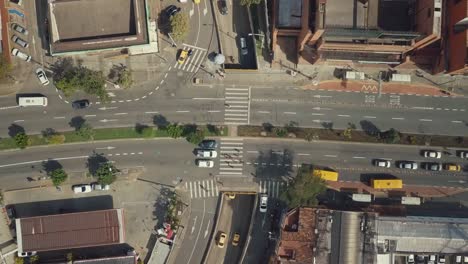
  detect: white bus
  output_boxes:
[401,196,421,205]
[18,96,48,107]
[351,194,372,203]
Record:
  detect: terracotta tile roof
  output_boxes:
[17,209,125,253]
[277,208,316,263]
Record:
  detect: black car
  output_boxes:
[199,139,217,149]
[72,99,90,109]
[218,0,228,15]
[165,5,181,17]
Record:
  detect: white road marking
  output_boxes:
[219,171,243,175]
[0,155,89,168]
[53,116,66,119]
[338,114,350,117]
[192,97,225,100]
[145,111,159,114]
[352,156,366,159]
[363,116,376,119]
[412,106,434,110]
[297,153,310,156]
[451,120,463,123]
[14,120,25,123]
[419,119,432,122]
[283,112,296,115]
[176,110,190,113]
[114,113,128,116]
[85,115,97,117]
[324,154,337,158]
[257,111,270,114]
[392,117,405,120]
[311,113,324,116]
[246,150,259,153]
[207,110,221,113]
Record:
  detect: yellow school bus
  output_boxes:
[371,179,403,189]
[312,169,339,181]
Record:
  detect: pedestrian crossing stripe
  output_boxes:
[185,180,286,199]
[224,88,250,125]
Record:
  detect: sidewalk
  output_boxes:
[327,181,466,198]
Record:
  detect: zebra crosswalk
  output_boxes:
[224,87,250,125]
[173,44,206,73]
[219,138,244,176]
[185,179,286,199]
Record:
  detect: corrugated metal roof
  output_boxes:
[376,216,468,253]
[74,256,135,264]
[18,209,124,252]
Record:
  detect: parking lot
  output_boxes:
[3,179,165,261]
[214,0,257,69]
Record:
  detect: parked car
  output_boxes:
[11,48,31,62]
[73,184,92,193]
[424,162,442,171]
[92,183,110,191]
[165,5,181,17]
[443,163,461,171]
[12,35,29,48]
[398,161,418,170]
[407,254,415,264]
[72,99,90,109]
[373,159,391,168]
[196,149,217,158]
[423,150,442,159]
[11,23,28,35]
[225,192,236,199]
[35,68,49,85]
[217,232,227,248]
[218,0,228,15]
[199,139,217,149]
[458,151,468,159]
[196,159,214,168]
[232,233,240,246]
[259,194,268,213]
[17,251,36,257]
[427,255,437,264]
[240,37,248,55]
[6,205,16,221]
[438,255,446,263]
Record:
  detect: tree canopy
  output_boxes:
[50,168,68,187]
[240,0,261,6]
[170,13,189,41]
[95,162,118,185]
[280,165,327,208]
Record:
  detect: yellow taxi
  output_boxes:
[217,232,227,248]
[443,163,461,171]
[225,192,236,199]
[232,233,240,246]
[194,0,200,3]
[178,50,188,64]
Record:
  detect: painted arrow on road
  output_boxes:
[204,219,211,238]
[98,106,117,110]
[312,107,332,110]
[99,119,118,123]
[191,216,198,234]
[96,146,116,150]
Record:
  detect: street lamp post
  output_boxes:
[248,33,265,47]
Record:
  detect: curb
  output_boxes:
[201,194,223,264]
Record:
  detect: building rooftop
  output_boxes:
[74,256,136,264]
[277,0,302,28]
[276,207,316,263]
[376,216,468,253]
[48,0,148,55]
[16,209,125,254]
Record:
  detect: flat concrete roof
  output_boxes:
[277,0,302,28]
[48,0,149,55]
[50,0,134,41]
[325,0,369,28]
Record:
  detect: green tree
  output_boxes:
[0,55,13,83]
[30,255,39,263]
[47,134,66,144]
[95,162,119,185]
[170,13,189,41]
[379,128,400,144]
[274,127,287,137]
[14,256,24,264]
[116,68,133,88]
[166,123,183,138]
[50,168,68,187]
[14,132,29,149]
[240,0,261,6]
[76,122,95,140]
[186,130,205,145]
[280,165,327,208]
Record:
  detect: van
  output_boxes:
[12,35,29,48]
[11,48,31,62]
[240,37,248,55]
[18,96,48,107]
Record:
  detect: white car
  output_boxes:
[11,23,28,35]
[196,149,217,158]
[373,159,391,168]
[36,68,50,85]
[11,48,31,62]
[259,194,268,213]
[92,183,110,191]
[458,151,468,159]
[423,150,442,159]
[73,184,92,193]
[196,159,214,168]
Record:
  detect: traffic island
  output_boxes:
[237,125,468,148]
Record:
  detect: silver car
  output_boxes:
[398,161,418,170]
[373,159,391,168]
[259,194,268,213]
[12,35,29,48]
